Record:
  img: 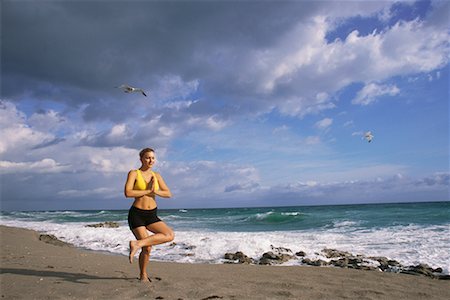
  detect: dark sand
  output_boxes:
[1,225,449,299]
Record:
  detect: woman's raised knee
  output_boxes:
[165,231,175,242]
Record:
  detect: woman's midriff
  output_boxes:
[132,195,157,210]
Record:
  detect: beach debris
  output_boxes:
[115,84,147,97]
[364,131,374,143]
[85,221,120,228]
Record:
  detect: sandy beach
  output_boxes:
[1,225,449,300]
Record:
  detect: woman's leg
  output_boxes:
[129,221,174,263]
[130,226,152,281]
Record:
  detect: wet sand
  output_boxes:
[1,225,449,299]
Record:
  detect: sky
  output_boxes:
[1,0,449,211]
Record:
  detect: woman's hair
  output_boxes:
[139,148,155,159]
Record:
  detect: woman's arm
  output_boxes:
[153,172,172,198]
[124,170,153,198]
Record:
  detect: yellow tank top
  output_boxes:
[133,170,159,191]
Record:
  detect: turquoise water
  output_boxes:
[2,201,448,231]
[1,201,449,272]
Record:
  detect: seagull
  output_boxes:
[115,84,147,97]
[364,131,374,143]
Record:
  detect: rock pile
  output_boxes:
[222,246,448,280]
[85,221,120,228]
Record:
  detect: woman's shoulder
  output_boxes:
[152,171,162,178]
[128,169,138,176]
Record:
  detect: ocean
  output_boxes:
[1,202,449,274]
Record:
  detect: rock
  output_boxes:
[330,258,349,268]
[259,257,274,265]
[302,258,328,267]
[433,267,443,273]
[322,248,352,258]
[223,251,253,264]
[270,245,293,254]
[39,234,70,247]
[295,251,306,257]
[183,245,196,250]
[368,256,401,271]
[258,251,293,265]
[85,221,120,228]
[401,264,436,278]
[387,259,401,267]
[358,265,379,271]
[262,251,278,260]
[348,257,363,265]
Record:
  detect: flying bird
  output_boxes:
[364,131,374,143]
[115,84,147,97]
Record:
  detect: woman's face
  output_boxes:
[141,151,155,168]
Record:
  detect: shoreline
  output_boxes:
[1,225,450,299]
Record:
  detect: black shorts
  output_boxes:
[128,206,161,230]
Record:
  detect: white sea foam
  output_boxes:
[1,218,448,274]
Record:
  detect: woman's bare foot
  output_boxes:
[129,240,139,263]
[139,276,151,282]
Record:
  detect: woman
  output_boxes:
[124,147,174,282]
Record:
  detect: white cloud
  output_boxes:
[155,75,200,102]
[352,82,400,105]
[343,120,354,128]
[0,158,69,173]
[57,187,118,198]
[270,172,449,204]
[0,101,56,157]
[315,117,333,130]
[305,136,321,145]
[246,14,449,117]
[28,109,66,132]
[186,114,229,131]
[163,160,261,200]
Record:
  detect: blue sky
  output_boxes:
[1,0,449,211]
